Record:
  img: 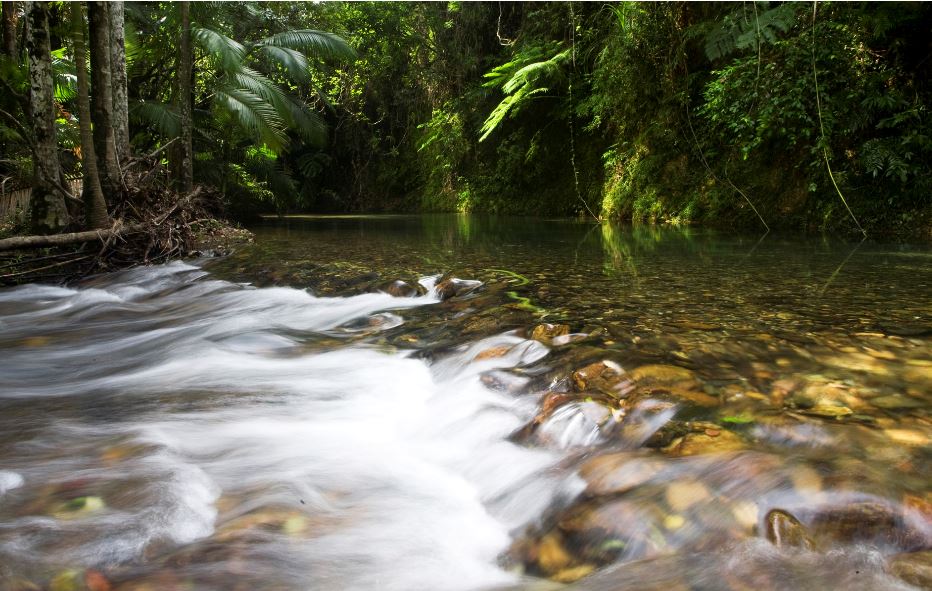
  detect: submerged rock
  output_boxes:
[628,364,698,388]
[531,323,571,344]
[572,360,629,397]
[887,550,932,588]
[765,509,816,550]
[765,502,931,553]
[579,453,665,496]
[383,279,423,298]
[662,426,745,456]
[434,275,481,300]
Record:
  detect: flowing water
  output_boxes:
[0,215,930,591]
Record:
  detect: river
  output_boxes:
[0,215,929,590]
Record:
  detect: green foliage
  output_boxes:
[479,44,570,142]
[703,3,797,61]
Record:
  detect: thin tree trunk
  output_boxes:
[25,1,69,233]
[175,0,193,192]
[70,1,108,229]
[87,1,120,198]
[108,0,130,162]
[1,1,16,57]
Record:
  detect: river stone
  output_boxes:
[572,360,628,396]
[628,364,698,387]
[531,323,571,344]
[435,275,481,300]
[551,564,596,583]
[474,345,513,360]
[579,453,665,496]
[764,509,815,550]
[870,393,924,410]
[84,570,111,591]
[384,280,421,297]
[49,570,83,591]
[663,428,745,456]
[884,429,930,446]
[799,403,853,419]
[807,502,930,550]
[631,386,719,408]
[887,550,932,588]
[532,531,574,575]
[665,479,711,512]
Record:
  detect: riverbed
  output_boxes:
[1,215,929,590]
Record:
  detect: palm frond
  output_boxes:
[257,45,311,83]
[256,30,356,61]
[276,93,327,145]
[131,100,181,138]
[214,87,287,151]
[193,27,246,72]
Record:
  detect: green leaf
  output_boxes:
[256,30,356,61]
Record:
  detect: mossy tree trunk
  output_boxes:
[108,0,130,164]
[173,0,193,193]
[25,0,69,233]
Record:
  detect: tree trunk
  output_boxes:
[108,0,130,163]
[25,1,69,233]
[87,1,120,198]
[1,1,16,57]
[174,0,193,192]
[70,1,108,230]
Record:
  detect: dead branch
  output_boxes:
[0,222,142,252]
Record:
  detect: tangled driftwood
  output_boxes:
[0,153,223,285]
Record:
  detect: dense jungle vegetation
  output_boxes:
[1,1,931,246]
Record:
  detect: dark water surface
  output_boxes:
[0,215,929,590]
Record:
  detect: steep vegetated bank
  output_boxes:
[299,2,930,238]
[1,2,929,244]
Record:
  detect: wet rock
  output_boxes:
[49,570,82,591]
[765,509,815,550]
[552,564,596,583]
[572,360,629,397]
[556,498,664,565]
[435,275,481,300]
[84,570,112,591]
[383,280,422,298]
[664,479,711,512]
[579,453,665,496]
[628,364,698,388]
[799,403,853,419]
[474,345,513,361]
[887,550,932,588]
[631,386,719,408]
[530,323,571,344]
[884,429,931,446]
[529,531,574,576]
[52,495,106,519]
[662,427,745,456]
[807,502,930,551]
[870,393,924,410]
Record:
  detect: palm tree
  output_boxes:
[70,1,109,229]
[133,4,355,193]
